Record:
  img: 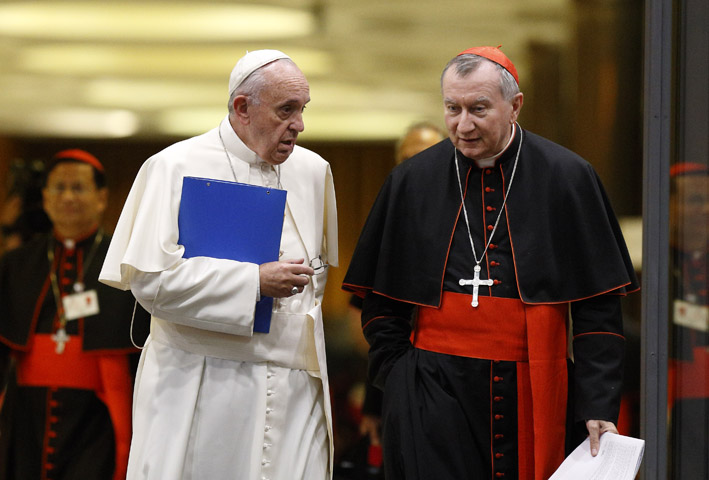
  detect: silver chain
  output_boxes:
[218,127,239,182]
[454,126,523,266]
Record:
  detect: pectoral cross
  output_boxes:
[458,265,494,307]
[52,328,70,354]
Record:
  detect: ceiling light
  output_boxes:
[0,2,314,41]
[17,45,331,79]
[84,79,224,109]
[0,108,139,138]
[156,107,435,141]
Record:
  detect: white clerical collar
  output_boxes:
[219,116,264,166]
[474,123,516,168]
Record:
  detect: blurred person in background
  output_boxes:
[0,159,51,254]
[0,149,149,480]
[668,162,709,480]
[337,122,445,480]
[360,123,446,447]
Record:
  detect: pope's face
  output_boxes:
[442,62,522,160]
[245,62,310,165]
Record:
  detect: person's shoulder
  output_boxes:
[394,139,453,176]
[522,129,600,188]
[1,233,47,266]
[285,146,332,179]
[290,145,330,167]
[523,130,588,168]
[138,129,217,180]
[147,130,213,165]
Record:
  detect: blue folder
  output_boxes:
[178,176,287,333]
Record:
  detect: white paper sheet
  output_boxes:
[549,433,645,480]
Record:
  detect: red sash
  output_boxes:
[15,334,133,480]
[15,334,102,390]
[412,293,568,480]
[669,347,709,403]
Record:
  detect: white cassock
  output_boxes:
[99,116,338,480]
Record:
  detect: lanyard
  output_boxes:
[46,229,103,330]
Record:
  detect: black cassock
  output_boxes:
[343,127,639,479]
[0,231,150,480]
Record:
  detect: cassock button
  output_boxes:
[493,376,503,382]
[266,389,274,396]
[496,473,505,478]
[266,407,273,414]
[494,396,503,402]
[485,187,495,192]
[495,453,504,459]
[495,434,504,440]
[493,279,501,285]
[264,425,272,432]
[489,243,497,249]
[485,169,493,175]
[486,206,495,212]
[487,225,494,231]
[494,414,504,420]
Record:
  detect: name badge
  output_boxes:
[673,299,709,332]
[62,289,100,320]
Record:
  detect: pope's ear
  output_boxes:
[232,95,250,124]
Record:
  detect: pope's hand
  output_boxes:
[259,258,314,298]
[585,419,618,456]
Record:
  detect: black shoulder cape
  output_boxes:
[0,232,150,352]
[343,127,639,306]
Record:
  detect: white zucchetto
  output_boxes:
[228,49,291,96]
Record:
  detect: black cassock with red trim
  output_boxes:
[343,127,639,480]
[0,231,150,480]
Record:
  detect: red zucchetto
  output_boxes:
[458,46,519,85]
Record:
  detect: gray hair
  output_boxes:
[440,54,520,101]
[227,58,296,114]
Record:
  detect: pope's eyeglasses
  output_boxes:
[309,255,328,275]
